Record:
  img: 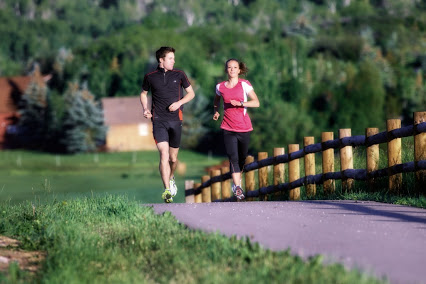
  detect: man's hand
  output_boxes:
[143,110,152,118]
[168,101,182,112]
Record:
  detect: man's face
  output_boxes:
[160,52,175,71]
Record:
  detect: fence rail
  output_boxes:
[185,111,426,203]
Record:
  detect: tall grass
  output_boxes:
[0,195,386,283]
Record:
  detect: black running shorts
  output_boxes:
[152,120,182,148]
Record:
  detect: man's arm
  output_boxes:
[140,90,152,118]
[168,85,195,112]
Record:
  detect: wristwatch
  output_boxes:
[240,101,244,107]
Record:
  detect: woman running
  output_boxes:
[212,58,260,200]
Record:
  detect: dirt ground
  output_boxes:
[0,235,45,275]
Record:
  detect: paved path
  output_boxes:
[148,200,426,284]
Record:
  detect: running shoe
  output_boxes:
[232,185,245,200]
[162,189,173,203]
[170,176,178,197]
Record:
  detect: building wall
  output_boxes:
[0,113,11,148]
[106,123,156,151]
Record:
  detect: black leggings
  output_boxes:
[223,130,250,174]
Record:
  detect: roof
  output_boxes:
[102,96,151,125]
[0,76,31,114]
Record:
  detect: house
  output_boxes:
[0,69,50,149]
[0,76,32,149]
[102,96,156,152]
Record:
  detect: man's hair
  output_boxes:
[156,46,175,63]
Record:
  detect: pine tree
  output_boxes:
[18,66,55,150]
[61,82,106,153]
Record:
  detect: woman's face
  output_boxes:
[226,60,240,78]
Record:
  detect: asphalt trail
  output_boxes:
[148,200,426,284]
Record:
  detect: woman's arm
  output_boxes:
[213,94,221,121]
[230,89,260,108]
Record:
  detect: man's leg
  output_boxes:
[169,146,179,179]
[157,141,171,189]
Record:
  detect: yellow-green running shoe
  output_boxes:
[162,189,173,203]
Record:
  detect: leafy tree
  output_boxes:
[181,93,210,149]
[334,59,386,134]
[250,100,316,154]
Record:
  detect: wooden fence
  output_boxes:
[185,111,426,203]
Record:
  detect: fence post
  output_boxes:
[303,137,316,197]
[339,129,354,193]
[245,155,255,201]
[366,128,379,191]
[185,180,195,203]
[289,144,300,200]
[194,182,202,203]
[322,132,335,194]
[258,152,269,201]
[221,167,231,200]
[201,175,211,203]
[387,119,402,194]
[414,111,426,196]
[273,147,285,197]
[210,169,221,201]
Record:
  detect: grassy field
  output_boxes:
[0,195,386,284]
[0,150,224,204]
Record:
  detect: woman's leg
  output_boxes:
[223,130,242,186]
[237,132,250,174]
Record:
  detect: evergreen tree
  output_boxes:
[61,83,106,153]
[17,67,55,150]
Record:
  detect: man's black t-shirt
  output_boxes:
[142,66,191,121]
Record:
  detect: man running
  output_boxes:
[140,46,195,203]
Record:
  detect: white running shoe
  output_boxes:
[232,185,245,200]
[170,176,178,197]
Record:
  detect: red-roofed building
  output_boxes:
[0,76,32,149]
[101,96,156,151]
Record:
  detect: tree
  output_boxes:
[61,83,106,153]
[17,66,56,150]
[250,100,316,155]
[181,93,210,149]
[334,59,386,133]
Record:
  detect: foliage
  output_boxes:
[61,83,107,153]
[250,100,316,154]
[0,0,425,153]
[181,93,210,149]
[0,195,385,283]
[17,67,58,151]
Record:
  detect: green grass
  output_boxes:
[0,195,386,284]
[0,150,224,204]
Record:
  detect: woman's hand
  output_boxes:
[213,111,220,121]
[230,99,243,107]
